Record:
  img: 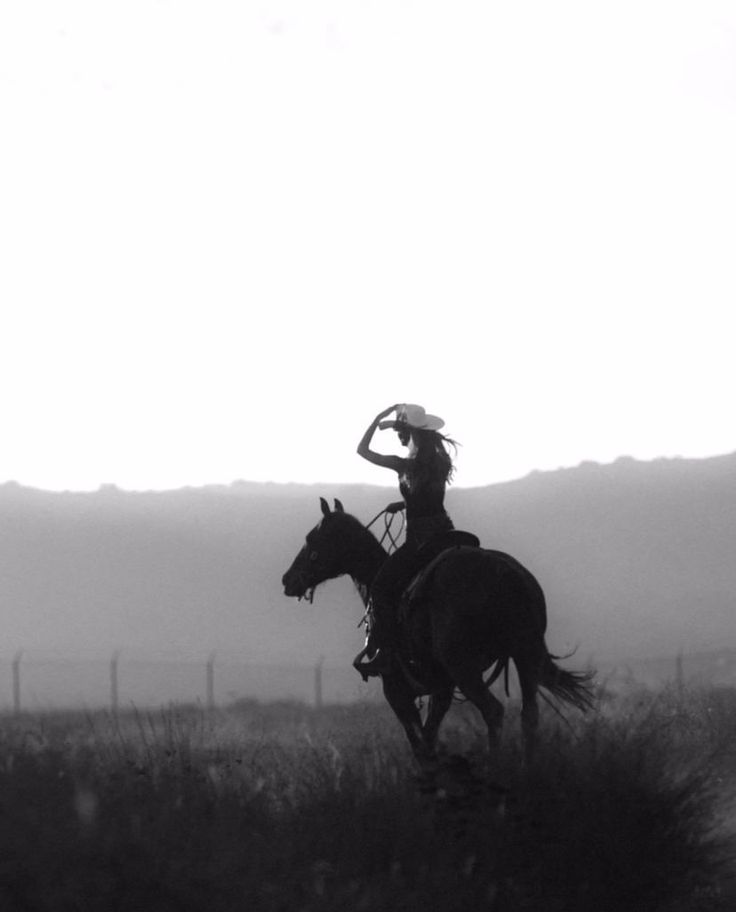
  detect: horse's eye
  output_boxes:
[309,551,318,561]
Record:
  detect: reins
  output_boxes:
[356,504,405,630]
[364,505,405,554]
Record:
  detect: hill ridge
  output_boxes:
[1,451,734,668]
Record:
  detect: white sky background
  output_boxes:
[1,1,735,491]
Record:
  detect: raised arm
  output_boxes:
[357,404,406,473]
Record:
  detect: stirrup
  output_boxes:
[354,647,393,679]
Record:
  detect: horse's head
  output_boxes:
[282,497,363,601]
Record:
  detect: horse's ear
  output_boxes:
[320,497,330,517]
[334,498,344,513]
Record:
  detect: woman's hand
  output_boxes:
[385,501,406,514]
[376,404,400,421]
[357,405,407,473]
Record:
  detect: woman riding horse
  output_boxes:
[356,403,458,676]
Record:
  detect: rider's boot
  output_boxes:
[354,603,398,678]
[358,645,395,677]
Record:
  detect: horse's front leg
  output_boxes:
[381,675,433,768]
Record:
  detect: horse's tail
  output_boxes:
[538,650,596,713]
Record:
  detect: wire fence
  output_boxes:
[2,649,734,715]
[1,653,382,714]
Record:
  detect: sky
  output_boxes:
[1,0,735,491]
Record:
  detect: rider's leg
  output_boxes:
[358,594,400,676]
[356,547,412,676]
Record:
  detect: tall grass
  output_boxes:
[0,687,733,911]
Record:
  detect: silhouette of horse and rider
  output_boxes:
[282,404,594,766]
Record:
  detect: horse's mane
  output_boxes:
[334,511,370,533]
[330,510,386,551]
[315,498,393,559]
[319,506,386,606]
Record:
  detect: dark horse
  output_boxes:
[282,498,594,766]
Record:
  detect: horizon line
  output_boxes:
[1,450,734,496]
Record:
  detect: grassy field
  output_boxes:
[0,685,734,912]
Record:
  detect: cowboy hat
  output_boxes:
[378,403,445,432]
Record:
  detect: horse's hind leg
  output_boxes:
[448,667,505,758]
[422,687,454,758]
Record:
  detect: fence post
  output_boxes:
[206,653,216,711]
[12,651,22,716]
[110,651,120,714]
[314,656,324,710]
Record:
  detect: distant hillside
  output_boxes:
[450,453,736,663]
[1,453,735,673]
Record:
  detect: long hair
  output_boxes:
[408,428,457,486]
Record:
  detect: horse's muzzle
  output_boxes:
[281,573,301,598]
[282,570,313,601]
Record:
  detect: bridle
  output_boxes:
[297,502,405,607]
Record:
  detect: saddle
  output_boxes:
[355,530,481,688]
[401,530,480,611]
